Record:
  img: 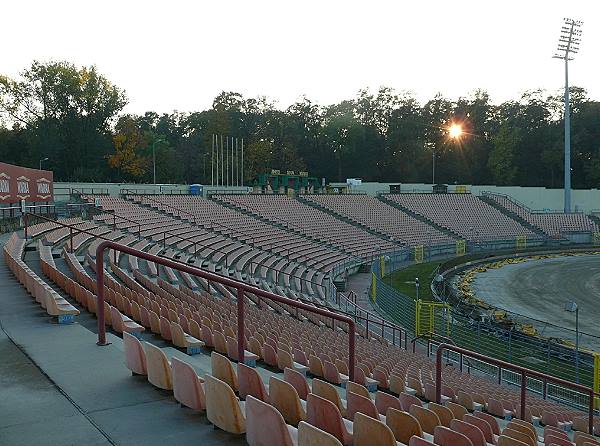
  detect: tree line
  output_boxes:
[1,60,599,188]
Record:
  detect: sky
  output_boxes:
[2,0,598,115]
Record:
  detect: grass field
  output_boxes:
[382,261,441,300]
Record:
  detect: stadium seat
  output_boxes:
[450,419,486,446]
[428,402,454,427]
[375,391,402,415]
[238,363,269,402]
[245,395,298,446]
[297,421,343,446]
[386,408,423,444]
[144,342,173,390]
[502,428,534,446]
[458,391,483,412]
[312,378,347,417]
[171,357,205,411]
[353,412,399,446]
[170,322,203,354]
[204,374,246,434]
[211,351,238,391]
[474,411,501,435]
[542,411,571,430]
[347,381,371,400]
[409,436,437,446]
[434,425,473,446]
[462,414,496,444]
[400,392,423,411]
[284,367,310,400]
[269,376,306,426]
[447,401,468,420]
[409,405,441,435]
[347,391,383,422]
[496,435,529,446]
[123,332,147,376]
[306,393,353,445]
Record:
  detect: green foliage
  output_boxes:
[2,60,600,188]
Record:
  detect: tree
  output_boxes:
[108,116,150,179]
[488,126,520,185]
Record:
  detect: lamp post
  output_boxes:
[564,301,579,383]
[39,157,48,170]
[152,137,166,185]
[553,18,583,212]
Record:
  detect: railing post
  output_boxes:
[113,214,116,230]
[542,379,547,399]
[349,320,355,382]
[163,232,166,249]
[138,225,141,240]
[365,312,369,337]
[520,371,527,421]
[24,213,28,239]
[588,390,594,435]
[69,227,73,252]
[96,244,107,345]
[435,344,444,404]
[237,287,245,365]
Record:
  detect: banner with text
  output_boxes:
[0,162,54,203]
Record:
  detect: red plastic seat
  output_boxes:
[246,395,298,446]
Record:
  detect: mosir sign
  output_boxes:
[0,162,54,203]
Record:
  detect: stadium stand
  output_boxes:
[3,189,600,445]
[484,193,600,238]
[385,193,537,240]
[301,194,455,246]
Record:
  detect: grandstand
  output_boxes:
[2,184,600,445]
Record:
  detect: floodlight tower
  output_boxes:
[553,18,583,213]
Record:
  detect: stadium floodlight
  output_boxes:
[553,18,583,212]
[563,300,579,383]
[39,157,48,170]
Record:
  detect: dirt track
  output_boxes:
[471,254,600,351]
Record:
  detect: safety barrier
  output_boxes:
[435,343,597,435]
[95,241,357,380]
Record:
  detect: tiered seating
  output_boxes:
[214,194,399,256]
[485,194,600,238]
[387,194,536,241]
[303,194,454,247]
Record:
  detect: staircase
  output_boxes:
[376,194,459,240]
[295,195,401,246]
[478,194,547,237]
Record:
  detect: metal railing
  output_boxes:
[435,343,597,434]
[94,241,357,380]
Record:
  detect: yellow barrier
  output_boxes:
[371,272,376,302]
[415,300,451,337]
[594,353,600,410]
[516,235,527,249]
[415,245,424,263]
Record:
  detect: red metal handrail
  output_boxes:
[95,241,357,380]
[435,343,597,435]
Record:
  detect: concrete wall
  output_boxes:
[349,182,600,214]
[53,183,250,201]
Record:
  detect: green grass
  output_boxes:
[382,261,442,301]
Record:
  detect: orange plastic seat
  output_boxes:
[434,425,473,446]
[450,419,486,446]
[474,411,501,435]
[211,351,238,391]
[400,392,423,412]
[409,405,440,435]
[269,376,306,426]
[144,342,172,390]
[347,391,383,422]
[353,412,398,446]
[306,393,353,446]
[284,367,310,400]
[429,402,454,427]
[297,421,343,446]
[386,408,423,444]
[463,413,495,444]
[171,322,203,354]
[312,378,347,417]
[123,332,147,376]
[447,401,468,420]
[204,374,246,434]
[238,363,269,402]
[346,381,370,400]
[245,395,298,446]
[171,357,205,410]
[409,436,437,446]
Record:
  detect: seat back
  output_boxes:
[210,351,238,391]
[283,367,310,400]
[386,408,423,444]
[503,427,535,446]
[346,381,370,400]
[389,373,405,395]
[429,402,454,427]
[277,349,294,371]
[347,391,379,421]
[204,374,246,434]
[353,411,396,446]
[238,363,268,401]
[409,405,440,435]
[400,392,422,411]
[447,401,468,420]
[474,411,501,435]
[269,376,306,426]
[434,425,474,446]
[375,391,401,415]
[245,395,295,446]
[306,393,348,444]
[298,421,343,446]
[409,436,437,446]
[507,420,536,445]
[309,355,324,377]
[450,419,486,446]
[144,342,172,390]
[497,435,529,446]
[545,434,573,446]
[171,357,205,410]
[324,361,342,384]
[312,379,345,415]
[457,390,475,411]
[123,332,147,375]
[463,414,495,444]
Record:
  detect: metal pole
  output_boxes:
[520,371,527,421]
[575,306,580,383]
[241,138,244,187]
[564,56,571,212]
[221,135,224,187]
[231,136,234,188]
[211,134,214,186]
[153,141,156,185]
[237,287,245,364]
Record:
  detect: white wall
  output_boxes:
[350,182,600,214]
